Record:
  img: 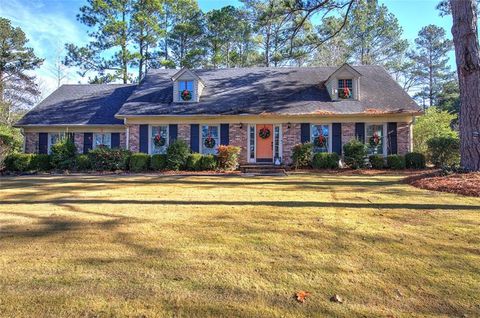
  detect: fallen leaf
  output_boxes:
[295,291,310,303]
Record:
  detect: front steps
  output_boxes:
[240,164,287,175]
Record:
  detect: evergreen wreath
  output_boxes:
[259,127,271,139]
[204,136,216,148]
[369,133,381,147]
[314,134,327,148]
[181,89,192,101]
[153,134,166,147]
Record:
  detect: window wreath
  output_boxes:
[259,126,271,139]
[369,133,381,147]
[153,134,166,147]
[314,134,327,148]
[181,89,192,101]
[204,136,216,148]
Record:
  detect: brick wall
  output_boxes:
[341,122,356,147]
[178,124,190,145]
[397,122,411,155]
[282,123,301,165]
[229,123,248,164]
[24,132,38,153]
[120,132,127,149]
[128,125,140,152]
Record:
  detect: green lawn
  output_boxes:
[0,173,479,317]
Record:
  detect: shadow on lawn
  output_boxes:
[1,198,479,211]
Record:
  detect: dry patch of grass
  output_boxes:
[0,173,479,317]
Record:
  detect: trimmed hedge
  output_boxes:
[166,139,190,171]
[292,143,313,169]
[427,136,460,167]
[387,155,406,170]
[200,154,217,171]
[343,139,367,169]
[88,147,131,171]
[186,153,203,171]
[129,153,150,172]
[76,154,92,171]
[369,155,385,169]
[150,154,167,171]
[4,153,32,172]
[30,154,52,171]
[405,152,426,169]
[312,152,339,169]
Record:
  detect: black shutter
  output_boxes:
[220,124,229,145]
[190,124,199,153]
[139,124,149,153]
[111,133,120,149]
[300,123,310,143]
[387,122,398,155]
[83,133,93,154]
[38,133,48,154]
[332,123,342,155]
[355,123,365,143]
[169,124,178,142]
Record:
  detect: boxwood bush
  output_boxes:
[343,139,367,169]
[369,155,385,169]
[386,155,406,170]
[129,153,150,172]
[312,152,339,169]
[186,153,203,171]
[200,154,217,171]
[4,153,32,172]
[291,143,313,169]
[150,154,167,171]
[405,152,426,169]
[426,136,460,167]
[88,146,131,171]
[30,154,52,171]
[166,139,189,171]
[50,137,77,170]
[75,154,92,171]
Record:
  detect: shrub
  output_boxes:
[150,154,167,171]
[88,146,131,171]
[30,154,52,171]
[369,155,385,169]
[312,152,339,169]
[186,153,203,171]
[50,137,77,170]
[199,154,217,171]
[291,143,313,169]
[0,131,15,170]
[217,145,241,171]
[129,153,150,172]
[427,136,460,167]
[76,154,91,171]
[343,139,367,169]
[166,139,189,171]
[386,155,406,170]
[405,152,426,169]
[4,153,32,172]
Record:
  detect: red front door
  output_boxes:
[256,124,273,162]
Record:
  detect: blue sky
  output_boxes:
[0,0,455,98]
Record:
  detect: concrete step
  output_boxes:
[240,164,287,175]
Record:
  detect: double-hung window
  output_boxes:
[93,133,111,149]
[48,132,62,154]
[311,124,330,153]
[150,125,169,154]
[366,124,384,155]
[338,79,353,99]
[178,80,194,101]
[201,125,219,155]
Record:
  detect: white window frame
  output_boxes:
[92,133,112,149]
[200,124,220,155]
[47,132,63,154]
[337,79,354,99]
[365,123,387,156]
[247,124,256,163]
[178,80,195,102]
[310,124,332,153]
[148,125,169,155]
[273,124,283,163]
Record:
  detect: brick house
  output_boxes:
[15,64,421,165]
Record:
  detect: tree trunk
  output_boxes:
[450,0,480,171]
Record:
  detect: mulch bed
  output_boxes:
[404,171,480,197]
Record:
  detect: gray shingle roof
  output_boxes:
[16,84,136,126]
[17,65,421,126]
[117,65,421,116]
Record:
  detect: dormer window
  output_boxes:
[178,80,194,101]
[338,79,353,99]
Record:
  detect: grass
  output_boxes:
[0,173,479,317]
